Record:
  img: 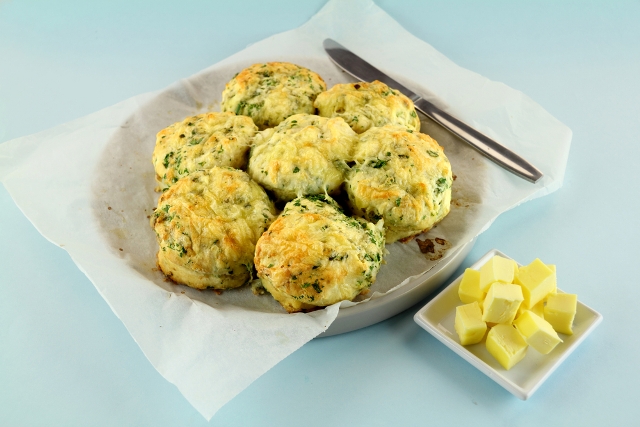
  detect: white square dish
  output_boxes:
[413,249,603,400]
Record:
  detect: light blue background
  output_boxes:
[1,1,638,425]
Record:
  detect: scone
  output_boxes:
[150,167,276,290]
[247,114,358,202]
[152,112,257,189]
[314,80,421,134]
[254,194,385,313]
[221,62,327,130]
[346,125,452,243]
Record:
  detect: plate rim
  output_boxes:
[320,238,476,337]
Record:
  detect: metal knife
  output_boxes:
[323,38,543,183]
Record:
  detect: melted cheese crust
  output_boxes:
[314,81,421,134]
[152,112,257,189]
[221,62,327,130]
[248,114,358,202]
[346,125,452,243]
[254,194,385,312]
[151,167,276,290]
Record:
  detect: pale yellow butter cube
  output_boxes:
[514,258,555,309]
[544,293,577,335]
[482,283,524,324]
[486,324,528,370]
[548,264,557,294]
[454,301,487,345]
[458,269,485,304]
[513,310,563,354]
[517,299,544,319]
[479,256,518,292]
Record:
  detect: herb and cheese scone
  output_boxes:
[221,62,327,130]
[346,125,452,243]
[254,194,385,313]
[314,80,421,134]
[151,167,276,290]
[152,112,257,189]
[248,114,358,202]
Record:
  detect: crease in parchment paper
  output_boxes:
[0,0,571,420]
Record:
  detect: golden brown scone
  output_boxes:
[346,125,452,243]
[314,80,421,134]
[150,167,276,290]
[221,62,327,130]
[152,112,257,189]
[254,194,385,313]
[247,114,358,202]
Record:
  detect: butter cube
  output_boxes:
[482,283,524,324]
[517,299,544,319]
[458,269,485,304]
[544,293,577,335]
[514,258,555,309]
[548,264,557,294]
[479,256,518,292]
[454,302,487,345]
[514,310,563,354]
[486,324,528,370]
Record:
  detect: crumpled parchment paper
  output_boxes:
[0,0,571,419]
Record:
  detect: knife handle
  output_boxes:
[414,98,543,183]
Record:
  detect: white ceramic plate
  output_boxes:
[90,55,487,339]
[413,249,603,400]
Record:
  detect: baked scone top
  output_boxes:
[221,62,327,130]
[248,114,358,202]
[314,80,421,134]
[346,125,452,243]
[151,167,276,290]
[255,194,385,313]
[152,112,257,190]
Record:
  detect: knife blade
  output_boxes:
[323,38,543,183]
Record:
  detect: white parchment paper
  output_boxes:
[0,0,571,420]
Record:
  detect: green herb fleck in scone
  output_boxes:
[152,112,257,190]
[221,62,327,130]
[254,194,385,313]
[314,80,421,134]
[151,167,276,290]
[346,125,452,243]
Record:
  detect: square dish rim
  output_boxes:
[413,248,603,400]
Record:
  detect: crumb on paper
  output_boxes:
[451,198,470,208]
[416,237,451,261]
[399,235,416,243]
[251,280,266,295]
[416,238,435,254]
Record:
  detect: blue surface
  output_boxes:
[1,1,638,425]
